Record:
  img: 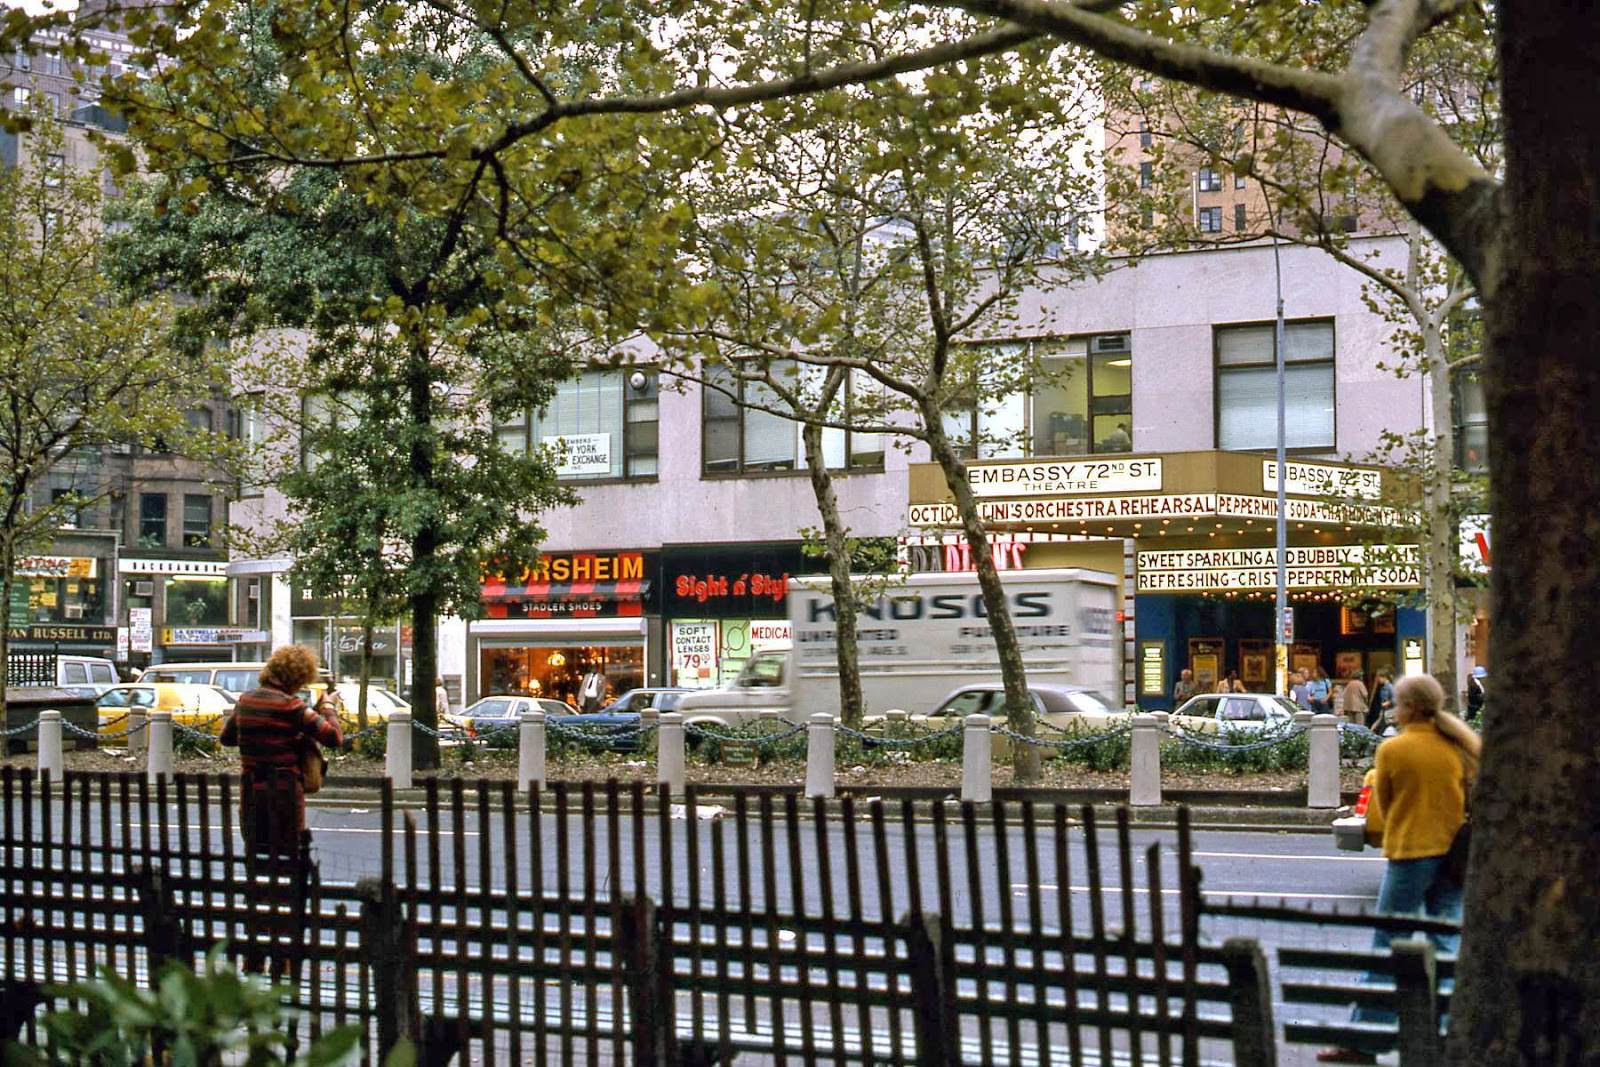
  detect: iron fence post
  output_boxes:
[905,911,960,1067]
[620,894,673,1067]
[1393,937,1440,1065]
[1220,937,1278,1067]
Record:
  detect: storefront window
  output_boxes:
[166,576,229,627]
[1215,320,1335,451]
[497,368,659,479]
[480,644,644,708]
[22,576,104,623]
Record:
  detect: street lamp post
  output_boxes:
[1272,237,1290,696]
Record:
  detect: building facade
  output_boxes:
[228,238,1432,709]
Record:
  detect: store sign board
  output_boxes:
[118,558,229,576]
[968,457,1162,499]
[116,626,129,659]
[512,551,646,584]
[129,607,153,652]
[749,621,792,651]
[1138,641,1166,697]
[1460,514,1490,575]
[1137,564,1421,593]
[542,432,611,477]
[674,571,789,605]
[10,624,117,643]
[162,626,266,646]
[671,621,718,684]
[15,555,96,578]
[720,740,759,768]
[1262,460,1383,500]
[1139,544,1420,572]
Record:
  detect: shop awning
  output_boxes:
[481,579,652,619]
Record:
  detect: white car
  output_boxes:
[332,682,411,722]
[868,682,1128,734]
[1169,692,1302,734]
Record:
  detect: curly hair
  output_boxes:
[259,644,319,692]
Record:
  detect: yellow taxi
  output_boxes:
[97,683,235,744]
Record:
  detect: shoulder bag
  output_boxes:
[299,696,329,795]
[1440,757,1472,886]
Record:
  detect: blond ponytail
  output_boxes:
[1436,710,1483,777]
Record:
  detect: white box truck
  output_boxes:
[673,568,1120,726]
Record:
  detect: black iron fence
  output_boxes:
[0,768,1454,1065]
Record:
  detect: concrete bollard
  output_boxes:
[519,709,547,793]
[127,708,147,754]
[1130,713,1161,806]
[1308,713,1341,808]
[37,709,62,780]
[805,713,835,799]
[885,709,908,742]
[1292,710,1314,729]
[147,711,173,783]
[961,714,993,803]
[386,711,413,789]
[657,712,686,794]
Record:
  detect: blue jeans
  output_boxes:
[1349,855,1462,1046]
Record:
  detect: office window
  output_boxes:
[498,367,658,479]
[702,363,881,474]
[1139,161,1152,189]
[1215,320,1336,451]
[230,395,266,496]
[182,494,212,547]
[10,86,27,107]
[1234,203,1247,231]
[1138,124,1152,149]
[1140,205,1154,229]
[1235,172,1247,190]
[1197,167,1223,192]
[1454,374,1488,473]
[138,493,167,548]
[1198,207,1223,233]
[1030,335,1134,456]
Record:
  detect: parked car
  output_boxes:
[867,682,1127,734]
[1170,692,1302,734]
[36,656,120,696]
[330,682,410,725]
[142,662,264,699]
[450,695,580,739]
[597,688,694,714]
[96,682,235,743]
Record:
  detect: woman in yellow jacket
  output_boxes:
[1319,672,1481,1064]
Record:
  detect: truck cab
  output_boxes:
[673,650,793,726]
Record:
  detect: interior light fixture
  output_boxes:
[1106,357,1132,367]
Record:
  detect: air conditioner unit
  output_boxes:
[134,580,154,598]
[1093,334,1131,355]
[64,603,84,619]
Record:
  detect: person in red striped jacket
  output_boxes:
[221,644,343,863]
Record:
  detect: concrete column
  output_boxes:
[961,714,993,804]
[386,710,413,789]
[1308,713,1341,808]
[657,712,686,794]
[1130,713,1161,806]
[37,709,62,780]
[805,713,835,799]
[519,709,547,793]
[127,708,147,754]
[147,711,173,783]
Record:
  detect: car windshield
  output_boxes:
[654,693,683,710]
[739,654,785,687]
[195,687,233,713]
[467,698,513,718]
[1061,690,1117,715]
[149,669,213,685]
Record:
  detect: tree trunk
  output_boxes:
[407,336,440,771]
[801,410,865,726]
[357,617,374,733]
[1423,324,1460,712]
[1447,4,1600,1057]
[920,405,1040,783]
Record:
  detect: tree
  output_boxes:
[1099,15,1498,707]
[108,157,585,767]
[668,36,1104,775]
[924,0,1587,1057]
[0,115,224,708]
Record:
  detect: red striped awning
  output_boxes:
[482,579,650,620]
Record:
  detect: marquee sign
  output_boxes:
[1136,544,1421,592]
[908,493,1405,529]
[1262,460,1383,500]
[968,457,1163,498]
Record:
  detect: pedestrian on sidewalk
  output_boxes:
[221,645,343,976]
[1172,668,1197,704]
[1308,665,1332,714]
[1318,672,1481,1064]
[1338,671,1369,726]
[1290,670,1313,710]
[1367,672,1396,731]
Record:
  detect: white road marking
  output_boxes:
[1191,849,1386,863]
[1012,884,1376,902]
